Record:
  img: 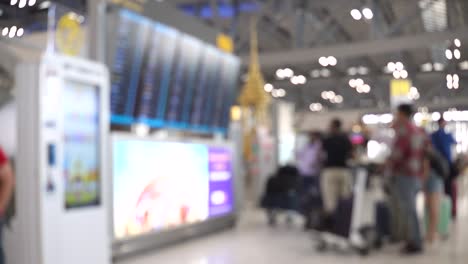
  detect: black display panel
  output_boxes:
[217,55,241,131]
[108,10,151,125]
[134,23,178,127]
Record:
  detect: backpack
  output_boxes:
[427,148,450,180]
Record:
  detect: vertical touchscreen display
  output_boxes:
[63,81,100,209]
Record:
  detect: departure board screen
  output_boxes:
[135,24,178,127]
[107,9,241,133]
[108,10,151,125]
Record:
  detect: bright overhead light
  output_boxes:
[310,103,323,112]
[355,78,364,87]
[321,91,329,100]
[459,61,468,70]
[39,0,51,9]
[264,83,273,92]
[447,81,453,89]
[350,9,362,20]
[277,88,286,97]
[454,38,461,47]
[358,66,369,75]
[349,79,357,88]
[276,69,285,79]
[297,75,306,84]
[446,49,453,60]
[327,56,337,66]
[393,70,401,79]
[362,8,374,19]
[8,26,17,38]
[290,76,299,85]
[334,95,344,103]
[1,27,8,36]
[447,74,453,83]
[432,112,441,121]
[18,0,27,8]
[395,62,404,71]
[10,0,18,5]
[310,69,320,78]
[16,27,24,37]
[28,0,36,6]
[387,62,396,72]
[453,82,460,89]
[421,62,433,72]
[433,62,444,71]
[454,49,461,60]
[328,91,336,99]
[320,68,331,77]
[283,68,294,78]
[362,84,371,93]
[400,70,408,79]
[453,74,459,83]
[319,56,328,67]
[356,86,363,93]
[348,67,358,76]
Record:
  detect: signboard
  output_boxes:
[390,79,412,109]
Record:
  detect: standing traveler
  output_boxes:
[0,147,13,264]
[389,104,428,255]
[296,131,322,192]
[320,119,353,229]
[431,118,458,219]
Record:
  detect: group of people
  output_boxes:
[296,103,459,255]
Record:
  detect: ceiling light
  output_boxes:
[328,91,336,99]
[39,0,51,9]
[421,62,433,72]
[320,68,331,77]
[276,69,285,79]
[2,27,8,36]
[264,83,273,92]
[290,76,299,85]
[454,49,461,60]
[459,61,468,70]
[453,82,459,89]
[454,38,461,47]
[10,0,18,5]
[447,81,453,89]
[28,0,36,6]
[362,8,374,19]
[18,0,27,8]
[395,62,404,71]
[319,56,328,67]
[387,62,396,72]
[335,95,344,103]
[310,69,320,78]
[350,9,362,20]
[400,70,408,79]
[433,62,444,71]
[358,66,369,75]
[453,74,459,83]
[356,86,363,93]
[348,67,358,76]
[393,70,401,79]
[16,27,24,37]
[8,26,17,38]
[310,103,323,112]
[446,49,453,60]
[432,112,441,121]
[271,89,279,98]
[277,88,286,97]
[327,56,337,66]
[297,75,306,84]
[447,74,453,83]
[349,79,357,88]
[321,91,329,100]
[362,84,371,93]
[283,68,294,78]
[355,78,364,87]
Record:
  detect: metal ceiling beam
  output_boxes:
[241,27,468,66]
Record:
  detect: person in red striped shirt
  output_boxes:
[0,147,14,264]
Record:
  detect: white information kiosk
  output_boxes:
[9,54,111,264]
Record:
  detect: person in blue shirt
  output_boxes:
[431,118,457,219]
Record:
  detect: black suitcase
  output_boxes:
[332,197,354,238]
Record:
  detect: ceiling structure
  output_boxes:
[173,0,468,113]
[1,0,468,113]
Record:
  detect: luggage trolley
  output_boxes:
[312,166,379,255]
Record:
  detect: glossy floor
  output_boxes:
[119,177,468,264]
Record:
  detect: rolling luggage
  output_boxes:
[439,195,452,238]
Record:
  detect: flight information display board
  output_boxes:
[107,9,241,133]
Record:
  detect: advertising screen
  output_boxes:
[113,139,234,239]
[63,81,100,209]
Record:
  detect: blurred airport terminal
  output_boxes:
[0,0,468,263]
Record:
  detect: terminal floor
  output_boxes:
[120,175,468,264]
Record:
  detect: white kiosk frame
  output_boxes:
[12,54,111,264]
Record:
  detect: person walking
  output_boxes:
[389,104,428,255]
[0,147,13,264]
[431,118,457,219]
[320,119,353,229]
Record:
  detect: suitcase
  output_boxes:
[438,195,452,238]
[375,202,391,238]
[332,197,354,238]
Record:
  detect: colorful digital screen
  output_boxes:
[63,81,100,209]
[112,139,234,239]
